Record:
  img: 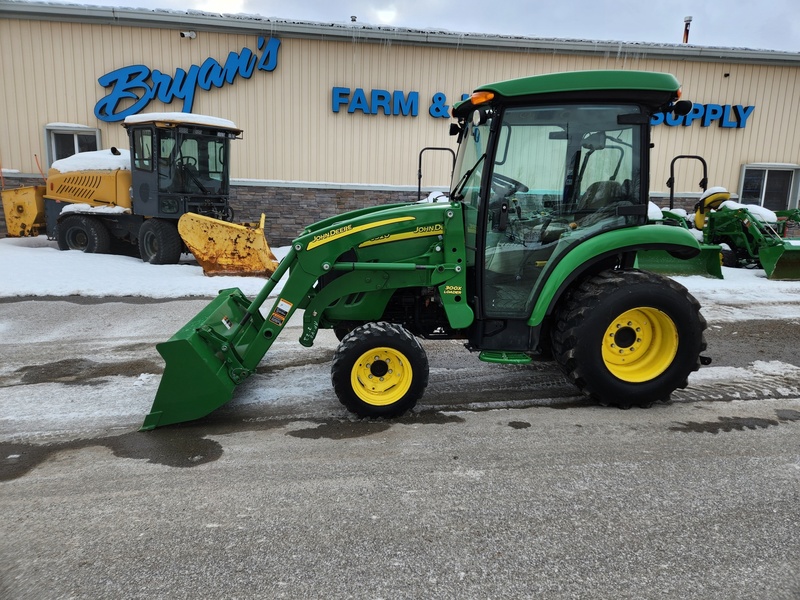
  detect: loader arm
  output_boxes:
[142,201,473,429]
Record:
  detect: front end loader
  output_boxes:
[143,70,710,430]
[1,113,279,277]
[696,192,800,279]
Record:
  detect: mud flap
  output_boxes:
[141,288,264,430]
[760,243,800,280]
[636,245,723,279]
[178,212,279,277]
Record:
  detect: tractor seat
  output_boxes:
[579,180,623,211]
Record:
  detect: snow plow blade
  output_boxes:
[759,242,800,280]
[178,212,279,277]
[636,245,723,279]
[141,287,264,430]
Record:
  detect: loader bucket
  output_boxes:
[141,287,265,430]
[2,186,46,237]
[759,242,800,280]
[178,212,279,277]
[636,245,723,279]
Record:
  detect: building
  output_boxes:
[2,0,800,243]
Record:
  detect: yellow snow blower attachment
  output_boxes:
[178,212,279,277]
[1,186,46,237]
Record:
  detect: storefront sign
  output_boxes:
[332,89,461,118]
[332,89,754,129]
[94,37,281,122]
[652,103,755,128]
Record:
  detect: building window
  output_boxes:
[45,125,101,167]
[739,164,799,210]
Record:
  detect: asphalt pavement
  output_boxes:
[0,297,799,599]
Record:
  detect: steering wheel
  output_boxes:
[491,172,529,196]
[175,157,208,193]
[174,156,197,167]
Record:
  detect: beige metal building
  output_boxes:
[2,1,800,242]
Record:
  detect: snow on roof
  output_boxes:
[123,112,239,132]
[50,148,131,173]
[720,200,779,223]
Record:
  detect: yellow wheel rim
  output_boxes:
[350,346,413,406]
[601,307,678,383]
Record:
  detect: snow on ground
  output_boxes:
[1,235,799,322]
[0,236,289,299]
[1,235,799,438]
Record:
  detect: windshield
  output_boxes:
[157,129,229,195]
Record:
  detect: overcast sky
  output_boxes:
[41,0,800,53]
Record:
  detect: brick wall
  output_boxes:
[231,184,423,246]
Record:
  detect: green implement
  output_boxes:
[759,242,800,280]
[636,245,723,279]
[142,288,266,430]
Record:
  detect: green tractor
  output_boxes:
[637,154,800,279]
[143,70,711,430]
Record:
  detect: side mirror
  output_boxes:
[672,100,693,116]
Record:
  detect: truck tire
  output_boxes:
[551,269,707,408]
[331,322,429,418]
[139,218,182,265]
[56,215,111,254]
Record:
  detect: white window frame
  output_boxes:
[43,124,102,168]
[738,163,800,210]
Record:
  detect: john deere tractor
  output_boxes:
[143,70,709,430]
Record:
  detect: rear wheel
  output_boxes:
[331,322,429,418]
[138,218,182,264]
[551,269,707,408]
[56,215,111,254]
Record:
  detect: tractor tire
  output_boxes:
[331,322,429,418]
[138,218,182,265]
[56,215,111,254]
[551,269,707,408]
[721,247,738,268]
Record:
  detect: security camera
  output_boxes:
[180,31,197,39]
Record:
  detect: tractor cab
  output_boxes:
[450,71,683,349]
[123,113,242,221]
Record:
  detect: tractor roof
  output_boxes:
[122,112,242,135]
[453,70,681,117]
[479,70,680,97]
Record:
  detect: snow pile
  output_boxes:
[720,200,778,223]
[662,207,688,218]
[0,236,288,299]
[647,202,663,220]
[60,203,131,215]
[51,149,130,173]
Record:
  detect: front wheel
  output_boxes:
[331,322,429,418]
[551,269,707,408]
[138,218,182,264]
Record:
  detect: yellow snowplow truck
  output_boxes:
[1,113,278,276]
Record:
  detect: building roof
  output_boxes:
[2,0,800,66]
